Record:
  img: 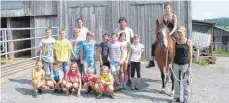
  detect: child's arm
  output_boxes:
[32,69,35,80]
[42,70,45,81]
[39,48,43,61]
[120,45,124,64]
[125,43,131,63]
[99,46,103,65]
[80,49,84,64]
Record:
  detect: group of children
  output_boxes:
[32,27,144,99]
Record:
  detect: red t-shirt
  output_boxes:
[84,76,97,83]
[67,72,81,83]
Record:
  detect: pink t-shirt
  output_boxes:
[67,72,81,83]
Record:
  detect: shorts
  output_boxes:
[84,60,96,74]
[110,60,120,75]
[59,62,69,72]
[43,61,53,73]
[131,61,141,78]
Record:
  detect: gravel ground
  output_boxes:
[1,57,229,103]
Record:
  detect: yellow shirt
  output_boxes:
[98,74,112,82]
[33,69,45,80]
[54,39,72,62]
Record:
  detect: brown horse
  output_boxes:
[155,19,175,96]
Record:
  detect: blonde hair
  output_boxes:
[60,28,66,32]
[70,62,79,74]
[45,27,52,32]
[100,65,110,74]
[86,67,94,74]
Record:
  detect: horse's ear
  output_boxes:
[156,19,159,26]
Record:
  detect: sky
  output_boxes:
[192,0,229,20]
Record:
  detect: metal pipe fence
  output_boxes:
[0,27,59,68]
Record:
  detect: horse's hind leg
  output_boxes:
[170,70,175,96]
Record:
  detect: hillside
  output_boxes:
[204,17,229,30]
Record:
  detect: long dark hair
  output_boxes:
[119,32,126,41]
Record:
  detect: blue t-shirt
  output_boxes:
[51,69,64,81]
[81,40,99,62]
[99,42,109,63]
[70,38,82,60]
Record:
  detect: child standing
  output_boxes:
[129,35,144,90]
[95,65,114,99]
[46,62,64,93]
[70,28,83,75]
[39,27,56,76]
[80,32,99,75]
[62,62,82,96]
[54,29,73,78]
[108,33,123,89]
[118,32,130,89]
[99,33,110,68]
[32,61,47,98]
[83,68,97,93]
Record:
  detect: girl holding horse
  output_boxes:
[146,2,178,68]
[171,26,192,103]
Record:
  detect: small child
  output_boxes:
[99,33,110,68]
[80,31,99,75]
[83,68,97,93]
[62,62,82,96]
[108,33,123,89]
[54,29,73,78]
[39,27,56,76]
[129,35,144,90]
[118,32,130,89]
[70,28,83,75]
[32,61,47,98]
[46,62,64,93]
[95,65,114,99]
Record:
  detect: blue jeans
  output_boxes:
[110,60,120,75]
[83,60,96,74]
[59,62,69,72]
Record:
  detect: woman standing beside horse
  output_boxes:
[146,2,178,68]
[171,26,192,103]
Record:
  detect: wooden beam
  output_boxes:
[7,17,14,59]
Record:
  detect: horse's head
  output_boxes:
[156,19,170,50]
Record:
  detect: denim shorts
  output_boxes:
[83,60,96,74]
[59,62,69,72]
[110,60,120,75]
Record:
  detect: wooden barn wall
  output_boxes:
[30,16,58,57]
[213,27,229,51]
[66,1,191,60]
[1,1,57,17]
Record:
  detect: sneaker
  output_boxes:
[145,64,153,68]
[135,85,139,90]
[119,84,124,89]
[123,84,127,90]
[54,89,58,93]
[96,93,103,99]
[38,89,42,94]
[171,97,180,103]
[126,80,132,86]
[32,90,38,98]
[59,88,63,93]
[87,86,92,93]
[131,84,135,90]
[69,88,73,94]
[109,92,115,99]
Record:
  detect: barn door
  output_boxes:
[68,5,108,42]
[129,3,163,60]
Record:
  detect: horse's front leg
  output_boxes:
[160,69,166,93]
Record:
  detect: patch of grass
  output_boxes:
[193,56,216,66]
[214,49,229,55]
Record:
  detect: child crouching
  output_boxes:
[83,67,97,93]
[95,65,114,99]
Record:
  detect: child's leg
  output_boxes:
[119,63,124,85]
[46,81,54,89]
[32,80,38,89]
[62,80,67,88]
[106,85,114,94]
[130,62,136,89]
[73,82,79,89]
[66,82,73,96]
[95,83,102,94]
[124,62,128,84]
[83,83,89,91]
[136,62,141,89]
[63,62,69,79]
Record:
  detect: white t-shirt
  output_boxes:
[114,27,134,43]
[40,37,56,63]
[77,27,89,41]
[130,43,144,62]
